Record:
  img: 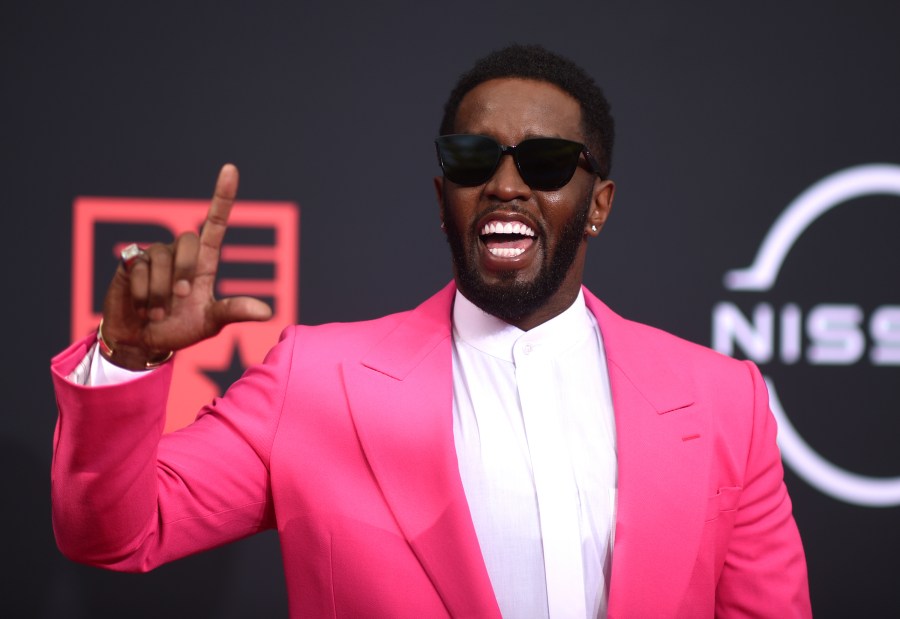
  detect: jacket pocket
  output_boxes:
[704,486,742,522]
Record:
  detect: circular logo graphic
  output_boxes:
[718,164,900,507]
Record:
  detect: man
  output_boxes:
[51,45,811,617]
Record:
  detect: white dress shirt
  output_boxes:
[451,290,617,619]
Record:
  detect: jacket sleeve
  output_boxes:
[714,361,812,617]
[50,328,294,572]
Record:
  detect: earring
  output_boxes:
[591,225,598,232]
[441,222,446,230]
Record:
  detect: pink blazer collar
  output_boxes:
[585,290,711,616]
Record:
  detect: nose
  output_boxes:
[484,153,532,201]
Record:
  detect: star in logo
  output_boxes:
[200,342,248,396]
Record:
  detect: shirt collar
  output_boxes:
[452,288,595,362]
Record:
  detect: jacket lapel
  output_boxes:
[585,290,712,617]
[341,284,501,618]
[342,283,710,617]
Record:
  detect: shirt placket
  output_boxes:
[515,337,587,619]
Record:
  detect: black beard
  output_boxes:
[445,196,591,326]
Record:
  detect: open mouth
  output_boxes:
[479,220,537,258]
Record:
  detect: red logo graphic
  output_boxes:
[72,197,299,432]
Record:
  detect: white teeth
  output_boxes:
[488,247,526,257]
[480,221,535,236]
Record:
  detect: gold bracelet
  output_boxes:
[97,318,174,369]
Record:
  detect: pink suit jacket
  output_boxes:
[51,283,811,618]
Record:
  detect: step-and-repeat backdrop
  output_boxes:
[6,2,898,616]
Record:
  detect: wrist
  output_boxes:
[97,318,174,371]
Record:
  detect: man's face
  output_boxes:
[435,77,614,330]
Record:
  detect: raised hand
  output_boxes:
[99,164,273,370]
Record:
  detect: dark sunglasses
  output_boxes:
[435,134,602,190]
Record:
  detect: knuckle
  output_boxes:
[129,282,148,303]
[149,248,173,266]
[176,231,200,249]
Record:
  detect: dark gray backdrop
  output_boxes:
[4,1,899,616]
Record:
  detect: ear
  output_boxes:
[585,179,615,237]
[434,176,446,228]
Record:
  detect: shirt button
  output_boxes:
[523,343,533,354]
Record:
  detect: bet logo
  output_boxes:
[72,196,299,432]
[711,164,900,507]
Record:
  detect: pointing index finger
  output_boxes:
[199,163,239,267]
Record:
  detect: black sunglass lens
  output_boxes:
[516,139,584,190]
[436,136,501,186]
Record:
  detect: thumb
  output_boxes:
[211,297,274,329]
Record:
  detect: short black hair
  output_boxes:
[439,44,615,179]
